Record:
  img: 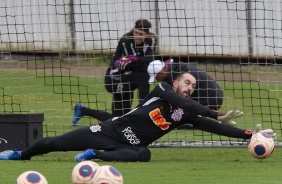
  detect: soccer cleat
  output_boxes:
[75,149,96,162]
[0,150,22,160]
[72,103,84,126]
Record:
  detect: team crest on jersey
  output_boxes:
[90,124,102,132]
[171,108,184,121]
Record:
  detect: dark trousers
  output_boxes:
[21,121,151,162]
[105,70,150,117]
[80,68,152,122]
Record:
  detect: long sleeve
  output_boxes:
[160,84,218,119]
[190,116,251,139]
[111,39,124,65]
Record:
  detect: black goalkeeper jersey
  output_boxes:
[110,33,157,74]
[166,63,223,99]
[164,63,223,110]
[101,82,218,147]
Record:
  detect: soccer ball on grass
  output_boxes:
[71,160,100,184]
[248,131,275,159]
[92,165,123,184]
[16,170,48,184]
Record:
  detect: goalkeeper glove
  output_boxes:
[115,56,138,70]
[252,124,277,140]
[217,110,244,126]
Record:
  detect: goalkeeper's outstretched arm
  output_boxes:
[161,82,243,125]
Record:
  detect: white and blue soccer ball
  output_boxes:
[248,131,275,159]
[71,160,100,184]
[16,170,48,184]
[92,165,123,184]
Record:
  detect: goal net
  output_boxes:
[1,0,281,147]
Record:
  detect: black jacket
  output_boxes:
[110,32,157,73]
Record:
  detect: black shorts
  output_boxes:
[104,67,149,97]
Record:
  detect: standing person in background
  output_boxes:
[72,19,157,126]
[104,18,157,116]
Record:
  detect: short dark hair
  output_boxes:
[134,19,151,33]
[126,19,156,45]
[175,72,193,81]
[175,73,186,81]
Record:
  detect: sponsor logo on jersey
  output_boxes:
[90,125,102,132]
[171,108,184,121]
[149,108,171,130]
[122,127,140,145]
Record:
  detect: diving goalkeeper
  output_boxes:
[0,73,276,162]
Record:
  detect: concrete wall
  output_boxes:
[0,0,281,58]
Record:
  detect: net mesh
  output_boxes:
[0,0,281,147]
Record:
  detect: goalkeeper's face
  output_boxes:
[133,29,148,45]
[173,73,196,98]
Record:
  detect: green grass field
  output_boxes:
[1,65,282,183]
[1,148,282,183]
